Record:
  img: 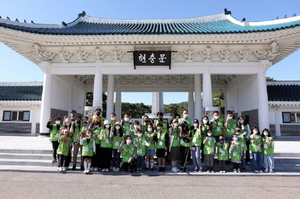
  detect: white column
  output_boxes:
[257,61,270,130]
[194,74,202,120]
[39,62,52,135]
[30,106,37,135]
[188,88,194,119]
[68,79,73,113]
[106,75,114,119]
[115,86,122,121]
[93,66,103,109]
[152,92,164,114]
[274,106,281,137]
[203,66,212,107]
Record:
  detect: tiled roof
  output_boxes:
[267,84,300,101]
[0,85,43,101]
[1,12,300,35]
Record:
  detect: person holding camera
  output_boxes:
[179,121,192,172]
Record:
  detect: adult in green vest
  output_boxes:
[179,121,192,172]
[179,109,193,129]
[262,128,274,173]
[169,118,181,173]
[224,110,237,143]
[122,113,132,136]
[118,135,136,172]
[249,127,263,173]
[57,129,72,172]
[62,117,73,169]
[145,123,157,170]
[141,115,151,133]
[130,120,140,138]
[235,125,248,172]
[109,112,119,126]
[156,123,169,172]
[203,129,216,173]
[80,129,96,174]
[154,112,169,133]
[71,116,83,170]
[229,134,243,173]
[211,111,224,142]
[99,120,113,172]
[111,122,123,173]
[216,135,229,173]
[90,120,102,172]
[133,129,149,172]
[191,119,202,172]
[237,116,251,165]
[47,117,63,164]
[92,108,105,126]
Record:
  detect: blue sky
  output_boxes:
[0,0,299,105]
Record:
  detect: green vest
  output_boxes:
[82,138,94,157]
[237,134,247,150]
[156,131,167,149]
[81,123,89,132]
[203,137,216,154]
[249,135,262,152]
[73,124,80,143]
[216,142,229,161]
[50,124,62,141]
[112,136,122,150]
[122,122,131,134]
[179,118,192,129]
[91,127,101,145]
[141,121,151,133]
[145,131,156,150]
[180,132,191,147]
[201,125,211,137]
[100,128,112,148]
[192,129,202,147]
[170,127,180,147]
[211,120,224,136]
[262,137,274,155]
[133,137,147,156]
[121,144,135,162]
[230,141,242,161]
[57,136,71,156]
[155,120,168,132]
[225,120,237,136]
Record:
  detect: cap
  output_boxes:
[193,119,199,123]
[104,120,109,125]
[157,112,164,116]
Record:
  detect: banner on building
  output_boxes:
[133,51,172,69]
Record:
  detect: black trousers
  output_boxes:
[58,155,67,167]
[233,162,240,169]
[100,147,112,169]
[245,140,251,162]
[180,146,190,167]
[51,141,59,160]
[65,146,72,167]
[121,158,136,172]
[92,144,101,168]
[219,160,226,170]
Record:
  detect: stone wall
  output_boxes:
[280,124,300,136]
[0,123,31,134]
[269,124,276,136]
[241,109,258,128]
[36,123,40,134]
[50,108,68,122]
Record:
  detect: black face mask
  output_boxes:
[77,121,81,124]
[95,121,100,125]
[237,130,241,132]
[96,112,100,116]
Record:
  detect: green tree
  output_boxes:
[266,76,275,81]
[86,92,107,116]
[121,102,151,118]
[213,92,225,116]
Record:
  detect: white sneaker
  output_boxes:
[94,168,98,172]
[62,167,66,171]
[264,169,268,173]
[269,169,273,173]
[175,167,180,172]
[112,167,116,172]
[171,167,178,172]
[102,169,106,172]
[223,170,226,173]
[105,168,109,172]
[90,167,94,171]
[83,170,87,174]
[254,170,259,173]
[116,167,120,172]
[237,169,240,173]
[86,170,90,174]
[57,167,60,171]
[59,167,63,172]
[233,169,237,173]
[259,170,263,173]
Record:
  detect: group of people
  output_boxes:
[47,109,275,174]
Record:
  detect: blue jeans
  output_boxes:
[136,156,145,169]
[112,149,120,168]
[191,146,202,170]
[252,152,263,171]
[263,154,274,169]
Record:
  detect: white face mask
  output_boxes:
[55,121,60,125]
[193,123,198,127]
[253,131,258,134]
[228,116,233,120]
[214,116,219,119]
[134,125,139,129]
[111,117,116,121]
[124,118,129,122]
[207,133,212,136]
[183,114,188,118]
[70,114,73,117]
[126,140,131,144]
[105,124,109,128]
[115,126,120,130]
[203,120,208,124]
[263,132,268,136]
[173,123,178,127]
[239,120,244,124]
[65,123,70,126]
[87,134,91,138]
[137,133,142,137]
[147,128,152,132]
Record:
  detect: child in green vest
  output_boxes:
[57,129,72,172]
[216,134,229,173]
[133,129,149,172]
[71,116,83,170]
[236,125,247,172]
[156,123,169,172]
[80,129,95,174]
[90,120,101,172]
[224,110,236,143]
[111,122,123,172]
[99,120,113,172]
[169,118,181,172]
[229,134,243,173]
[145,123,157,170]
[250,127,263,173]
[262,128,274,173]
[201,116,211,161]
[122,114,132,134]
[191,119,202,172]
[203,129,216,173]
[237,116,251,165]
[118,135,136,172]
[46,117,63,164]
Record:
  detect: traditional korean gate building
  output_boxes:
[0,10,300,136]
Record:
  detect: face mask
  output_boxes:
[263,132,268,136]
[55,121,60,125]
[207,133,212,136]
[134,125,139,129]
[87,134,91,138]
[96,112,100,116]
[70,114,74,117]
[253,131,258,134]
[147,128,152,132]
[124,118,129,122]
[237,130,241,133]
[105,124,109,128]
[65,123,70,126]
[203,120,208,124]
[219,138,224,141]
[137,133,142,137]
[239,120,244,124]
[193,123,198,127]
[94,125,99,128]
[228,116,233,120]
[77,121,81,124]
[115,126,120,130]
[111,117,116,121]
[157,127,162,131]
[233,138,238,141]
[183,114,188,118]
[173,123,178,127]
[126,140,131,144]
[214,116,219,119]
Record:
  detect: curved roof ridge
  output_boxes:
[0,82,43,86]
[0,18,61,28]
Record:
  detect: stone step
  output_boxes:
[0,158,81,167]
[0,153,81,160]
[0,149,52,154]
